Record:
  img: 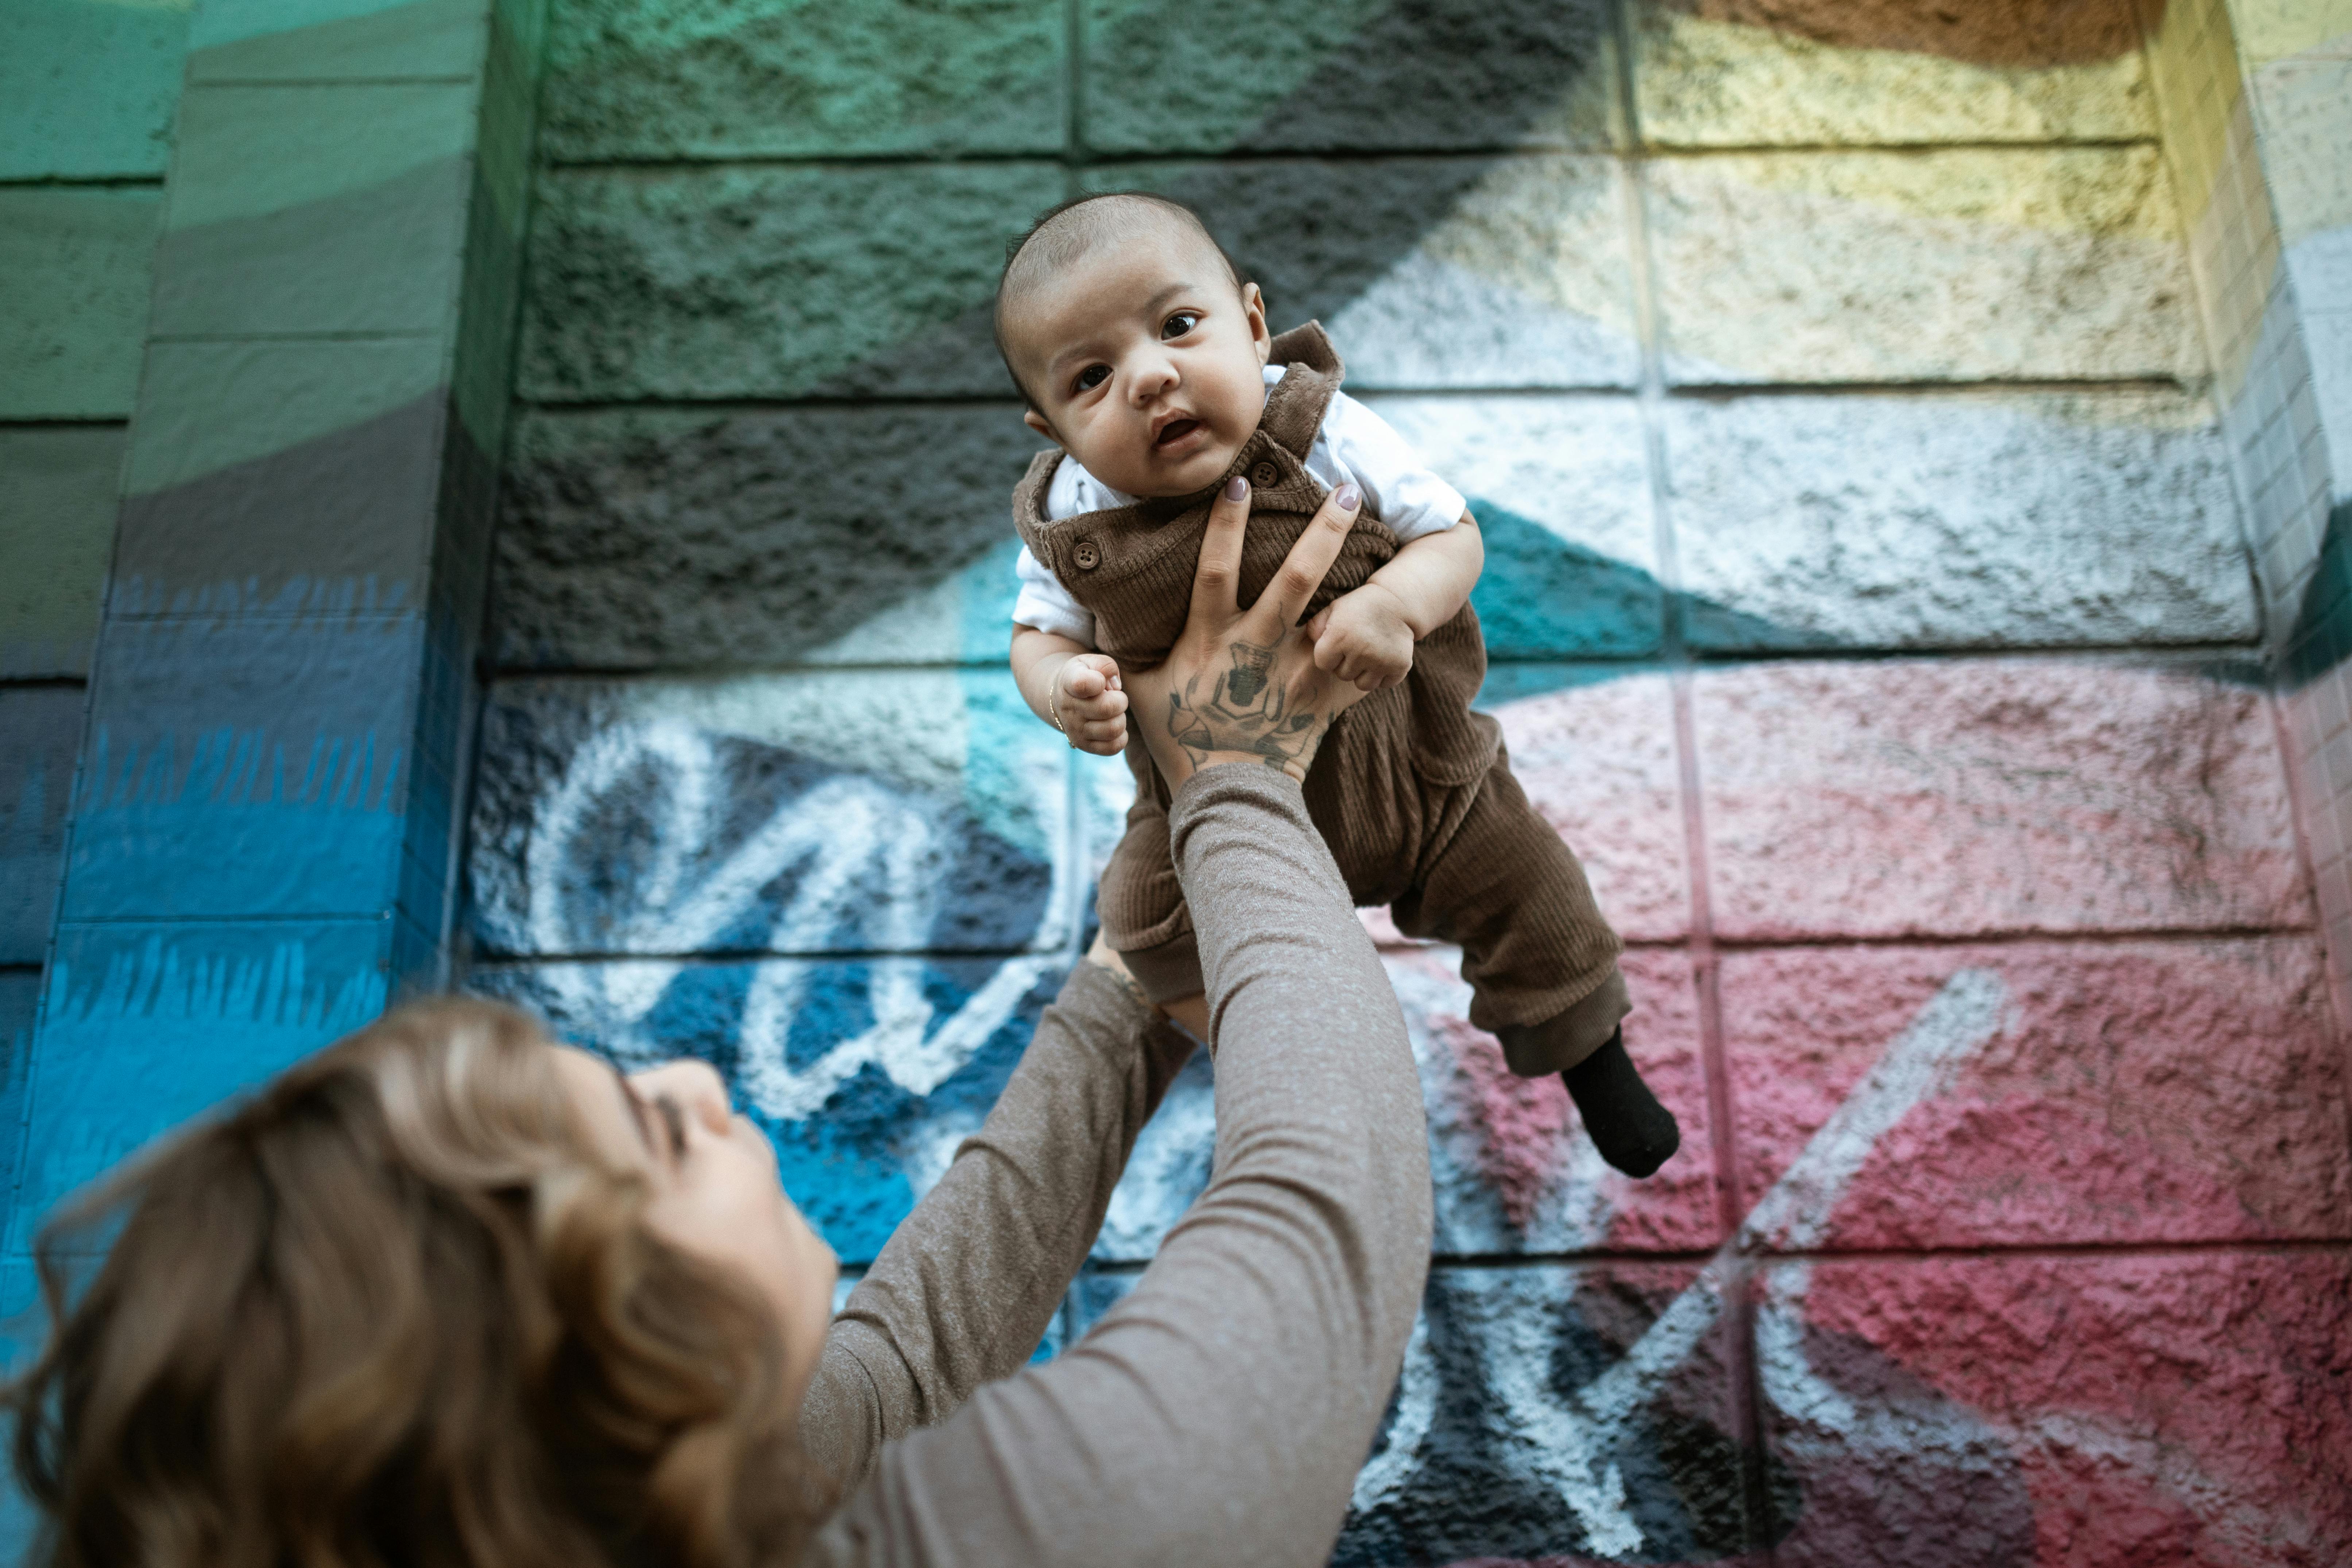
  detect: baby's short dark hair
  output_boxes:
[993,192,1248,410]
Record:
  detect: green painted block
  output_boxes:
[1080,0,1619,154]
[0,189,160,419]
[125,335,445,498]
[541,0,1062,159]
[0,0,189,179]
[189,0,484,81]
[0,427,123,679]
[151,82,476,337]
[519,162,1062,401]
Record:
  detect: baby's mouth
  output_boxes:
[1153,417,1203,450]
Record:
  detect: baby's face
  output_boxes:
[1009,240,1272,499]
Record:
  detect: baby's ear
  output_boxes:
[1243,282,1270,366]
[1022,409,1062,445]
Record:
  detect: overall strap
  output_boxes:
[1259,321,1345,458]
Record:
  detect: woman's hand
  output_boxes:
[1121,477,1374,788]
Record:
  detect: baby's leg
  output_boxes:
[1396,759,1679,1177]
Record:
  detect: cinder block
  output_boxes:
[1388,944,1718,1255]
[518,162,1062,401]
[1336,1261,1759,1565]
[117,338,447,618]
[469,951,1074,1263]
[61,614,428,924]
[0,0,187,178]
[1490,671,1691,944]
[187,0,486,81]
[1668,391,2255,652]
[13,917,393,1251]
[0,189,162,419]
[1084,157,1639,391]
[1081,0,1618,154]
[466,670,1075,960]
[493,405,1042,670]
[1694,660,2309,940]
[153,83,474,338]
[1631,3,2152,147]
[1369,395,1659,657]
[0,689,85,967]
[0,427,123,678]
[1647,148,2205,384]
[539,0,1064,160]
[1721,939,2349,1252]
[1757,1251,2352,1565]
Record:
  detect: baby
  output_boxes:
[995,193,1678,1178]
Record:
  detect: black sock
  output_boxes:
[1562,1029,1680,1178]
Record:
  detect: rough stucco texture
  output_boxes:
[458,0,2352,1561]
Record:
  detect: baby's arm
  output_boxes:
[1309,511,1483,692]
[1014,623,1129,755]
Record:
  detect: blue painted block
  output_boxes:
[467,669,1074,960]
[471,952,1071,1263]
[1,687,84,964]
[12,919,391,1253]
[62,614,425,922]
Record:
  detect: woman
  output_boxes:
[7,479,1434,1567]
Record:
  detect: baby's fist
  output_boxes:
[1308,585,1415,693]
[1054,654,1128,755]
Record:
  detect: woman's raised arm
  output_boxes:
[807,479,1432,1568]
[797,957,1198,1492]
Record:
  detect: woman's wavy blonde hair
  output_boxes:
[5,998,831,1568]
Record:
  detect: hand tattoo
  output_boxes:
[1162,637,1329,771]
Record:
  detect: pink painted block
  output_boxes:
[1721,938,2351,1250]
[1488,671,1693,943]
[1388,944,1721,1254]
[1760,1251,2352,1567]
[1694,660,2309,940]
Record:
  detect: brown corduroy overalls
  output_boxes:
[1013,324,1629,1074]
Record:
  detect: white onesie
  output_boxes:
[1010,364,1467,647]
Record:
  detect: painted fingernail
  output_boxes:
[1335,482,1361,512]
[1225,476,1248,501]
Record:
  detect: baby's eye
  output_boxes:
[1161,311,1200,341]
[1074,364,1110,393]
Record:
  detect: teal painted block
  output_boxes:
[11,919,391,1253]
[0,0,188,179]
[0,189,161,419]
[153,82,476,337]
[539,0,1062,160]
[125,334,444,500]
[189,0,484,80]
[1080,0,1617,154]
[518,161,1062,400]
[0,426,122,679]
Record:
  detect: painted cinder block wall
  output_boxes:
[5,1,2352,1564]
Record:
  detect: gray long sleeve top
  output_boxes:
[800,765,1434,1567]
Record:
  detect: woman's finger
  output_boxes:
[1192,476,1252,620]
[1252,481,1360,635]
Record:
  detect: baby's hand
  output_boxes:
[1053,654,1128,755]
[1307,584,1415,693]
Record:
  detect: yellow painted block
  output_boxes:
[2225,0,2352,63]
[1635,11,2154,145]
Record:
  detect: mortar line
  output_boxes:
[536,137,2161,175]
[1612,3,1770,1548]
